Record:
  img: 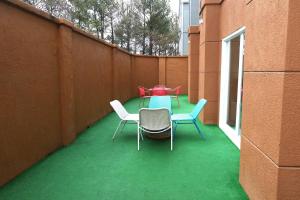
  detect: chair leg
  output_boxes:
[140,130,144,141]
[177,96,180,108]
[193,120,205,139]
[173,122,177,141]
[171,124,173,151]
[139,98,142,108]
[137,125,140,151]
[112,120,124,141]
[119,120,127,134]
[143,98,145,107]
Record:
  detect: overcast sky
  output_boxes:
[122,0,179,14]
[169,0,179,14]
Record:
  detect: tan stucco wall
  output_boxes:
[241,1,300,199]
[165,57,188,94]
[72,32,114,133]
[0,0,62,187]
[0,0,188,186]
[158,56,188,94]
[112,50,132,102]
[188,26,200,103]
[193,0,300,199]
[132,56,159,96]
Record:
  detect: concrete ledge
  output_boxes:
[200,0,223,15]
[188,26,200,35]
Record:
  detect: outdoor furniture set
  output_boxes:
[110,86,207,151]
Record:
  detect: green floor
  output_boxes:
[0,96,248,200]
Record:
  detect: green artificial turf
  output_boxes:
[0,96,248,200]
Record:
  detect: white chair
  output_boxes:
[110,100,139,140]
[138,108,173,151]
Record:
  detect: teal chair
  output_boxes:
[171,99,207,138]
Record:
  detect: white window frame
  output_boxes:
[219,27,245,149]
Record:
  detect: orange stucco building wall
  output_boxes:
[0,0,188,186]
[188,0,300,199]
[188,26,200,103]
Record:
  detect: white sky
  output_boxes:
[122,0,179,15]
[169,0,179,14]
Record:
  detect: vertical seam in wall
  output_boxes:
[283,0,291,74]
[57,24,64,146]
[165,58,167,86]
[111,47,115,100]
[278,0,292,171]
[130,55,134,98]
[57,24,76,145]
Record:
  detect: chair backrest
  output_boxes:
[190,99,207,119]
[138,86,146,97]
[139,108,171,132]
[175,86,181,95]
[110,100,129,120]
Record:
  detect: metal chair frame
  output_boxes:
[171,99,207,139]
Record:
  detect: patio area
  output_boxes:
[0,96,247,200]
[2,0,300,198]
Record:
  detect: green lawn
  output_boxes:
[0,96,248,200]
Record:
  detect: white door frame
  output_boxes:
[219,27,245,149]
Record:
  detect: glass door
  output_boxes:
[219,27,245,149]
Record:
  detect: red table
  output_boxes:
[149,85,171,96]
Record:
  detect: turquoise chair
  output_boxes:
[171,99,207,138]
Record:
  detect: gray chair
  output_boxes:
[138,108,173,151]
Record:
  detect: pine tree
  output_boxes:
[22,0,180,55]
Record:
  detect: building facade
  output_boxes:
[179,0,200,55]
[188,0,300,199]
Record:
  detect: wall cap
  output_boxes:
[188,26,200,35]
[199,0,223,15]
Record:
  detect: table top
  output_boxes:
[149,87,171,91]
[148,96,172,112]
[149,86,171,96]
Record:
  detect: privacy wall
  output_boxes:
[159,57,188,94]
[0,0,188,186]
